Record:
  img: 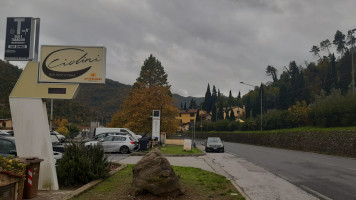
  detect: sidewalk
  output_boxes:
[120,145,318,200]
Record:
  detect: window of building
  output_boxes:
[190,113,195,117]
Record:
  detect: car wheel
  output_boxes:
[120,146,130,154]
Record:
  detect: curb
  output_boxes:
[61,163,127,200]
[130,152,206,157]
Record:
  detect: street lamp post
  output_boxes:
[351,29,356,94]
[240,81,263,131]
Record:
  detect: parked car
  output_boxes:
[94,127,142,142]
[100,135,138,154]
[50,133,65,152]
[50,130,66,143]
[0,135,63,165]
[204,137,224,153]
[0,130,14,136]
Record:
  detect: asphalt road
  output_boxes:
[224,142,356,200]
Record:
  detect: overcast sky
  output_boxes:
[1,0,356,97]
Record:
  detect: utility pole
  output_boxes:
[240,81,263,131]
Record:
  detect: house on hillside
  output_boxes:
[0,118,12,129]
[176,109,198,131]
[223,106,246,120]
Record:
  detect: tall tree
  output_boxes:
[211,85,217,109]
[320,39,332,55]
[109,55,178,133]
[310,45,322,62]
[227,90,234,107]
[266,65,278,82]
[203,84,212,113]
[217,89,224,120]
[184,102,187,110]
[134,54,169,88]
[236,91,242,107]
[333,30,347,55]
[189,98,197,109]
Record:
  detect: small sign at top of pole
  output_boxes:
[4,17,40,61]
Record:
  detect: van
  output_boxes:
[94,127,142,141]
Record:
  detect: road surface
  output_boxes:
[224,142,356,200]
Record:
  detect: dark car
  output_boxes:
[0,135,63,165]
[205,137,224,153]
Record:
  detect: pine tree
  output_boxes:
[184,102,187,110]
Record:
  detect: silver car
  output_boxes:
[100,135,137,154]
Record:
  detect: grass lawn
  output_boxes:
[71,165,245,200]
[157,145,204,155]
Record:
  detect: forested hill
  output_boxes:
[0,60,203,125]
[0,60,132,124]
[0,60,22,105]
[173,94,204,108]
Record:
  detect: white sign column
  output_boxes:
[152,110,160,142]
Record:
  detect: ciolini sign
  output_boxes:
[39,45,106,83]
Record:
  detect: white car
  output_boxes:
[101,135,138,154]
[85,135,138,154]
[51,131,66,143]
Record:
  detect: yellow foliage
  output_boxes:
[55,126,69,137]
[288,101,311,125]
[109,86,179,134]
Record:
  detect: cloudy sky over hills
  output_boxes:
[1,0,356,97]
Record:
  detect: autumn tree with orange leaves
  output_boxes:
[108,55,179,133]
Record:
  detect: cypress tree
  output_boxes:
[203,84,212,112]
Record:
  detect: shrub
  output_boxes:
[56,143,110,186]
[309,90,356,127]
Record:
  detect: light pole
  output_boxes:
[240,81,263,131]
[351,29,356,94]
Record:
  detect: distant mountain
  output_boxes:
[173,94,204,109]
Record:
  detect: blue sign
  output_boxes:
[4,17,33,60]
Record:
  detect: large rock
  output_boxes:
[131,148,184,197]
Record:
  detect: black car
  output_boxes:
[205,137,224,153]
[0,135,63,162]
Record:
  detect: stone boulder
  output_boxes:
[131,148,184,197]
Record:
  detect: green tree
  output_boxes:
[333,30,347,55]
[266,65,278,82]
[203,84,212,112]
[227,90,234,107]
[320,39,332,55]
[189,98,197,109]
[310,45,322,62]
[134,54,169,88]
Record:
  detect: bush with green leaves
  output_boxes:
[56,143,110,186]
[309,90,356,127]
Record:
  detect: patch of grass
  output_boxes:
[157,145,204,155]
[71,165,245,200]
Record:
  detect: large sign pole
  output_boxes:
[5,17,106,190]
[9,62,79,190]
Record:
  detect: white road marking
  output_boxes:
[300,185,333,200]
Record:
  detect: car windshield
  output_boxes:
[208,137,221,143]
[51,134,60,144]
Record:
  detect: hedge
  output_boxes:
[172,131,356,157]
